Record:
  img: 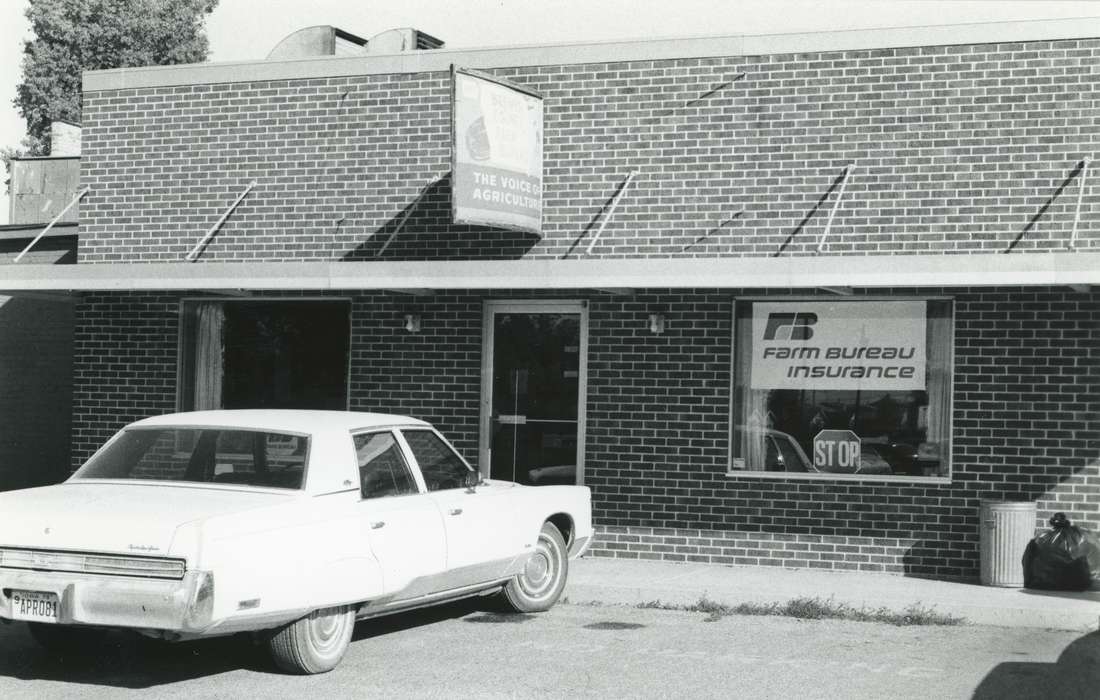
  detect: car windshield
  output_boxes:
[71,427,309,490]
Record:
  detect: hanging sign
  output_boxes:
[750,300,927,391]
[451,66,543,234]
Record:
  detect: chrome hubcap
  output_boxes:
[308,608,348,654]
[520,535,560,598]
[525,552,550,585]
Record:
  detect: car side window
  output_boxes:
[353,431,418,499]
[402,430,471,492]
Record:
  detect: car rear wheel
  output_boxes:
[501,521,568,613]
[268,605,355,674]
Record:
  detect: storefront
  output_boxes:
[2,18,1097,582]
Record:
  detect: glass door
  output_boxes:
[480,301,587,486]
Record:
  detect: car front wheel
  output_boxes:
[268,605,355,674]
[501,521,568,613]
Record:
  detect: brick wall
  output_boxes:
[348,291,484,457]
[71,293,181,467]
[79,37,1099,263]
[69,286,1098,580]
[585,287,1099,580]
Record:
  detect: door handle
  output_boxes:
[449,508,463,516]
[370,520,385,529]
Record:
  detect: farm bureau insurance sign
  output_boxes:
[750,300,926,391]
[452,66,543,233]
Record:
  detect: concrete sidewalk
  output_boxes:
[564,556,1100,632]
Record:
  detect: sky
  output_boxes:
[2,0,1099,222]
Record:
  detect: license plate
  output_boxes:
[10,590,60,623]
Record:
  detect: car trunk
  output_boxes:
[0,482,295,557]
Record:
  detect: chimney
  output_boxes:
[50,120,81,156]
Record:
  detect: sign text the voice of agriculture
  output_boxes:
[452,67,543,234]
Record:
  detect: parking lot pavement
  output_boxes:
[6,598,1100,695]
[1,601,1097,699]
[565,557,1100,631]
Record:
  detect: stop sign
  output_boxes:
[813,430,861,472]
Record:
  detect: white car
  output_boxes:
[0,410,593,674]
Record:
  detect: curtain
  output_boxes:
[740,389,771,470]
[192,302,225,411]
[735,305,770,470]
[924,302,952,474]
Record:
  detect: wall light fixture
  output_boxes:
[648,313,665,335]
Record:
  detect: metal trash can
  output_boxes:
[979,500,1037,587]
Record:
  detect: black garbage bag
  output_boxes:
[1022,513,1100,591]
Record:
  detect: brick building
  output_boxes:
[3,18,1098,581]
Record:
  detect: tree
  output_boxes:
[13,0,219,157]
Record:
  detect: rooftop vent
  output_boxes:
[266,25,442,60]
[366,28,444,53]
[266,26,368,60]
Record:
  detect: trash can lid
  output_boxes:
[979,499,1037,510]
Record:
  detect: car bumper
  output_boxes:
[0,568,214,633]
[569,534,594,559]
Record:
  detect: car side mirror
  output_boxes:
[464,470,480,491]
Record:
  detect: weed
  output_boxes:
[634,595,964,626]
[636,599,672,610]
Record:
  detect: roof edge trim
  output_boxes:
[83,17,1100,92]
[1,252,1097,292]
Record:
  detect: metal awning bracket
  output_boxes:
[1068,156,1089,251]
[585,170,637,256]
[186,182,256,262]
[816,164,856,254]
[13,186,89,263]
[376,173,445,258]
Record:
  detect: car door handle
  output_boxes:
[370,520,385,529]
[449,508,463,516]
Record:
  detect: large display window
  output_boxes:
[730,298,953,479]
[178,299,351,412]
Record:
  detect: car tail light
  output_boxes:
[0,548,186,580]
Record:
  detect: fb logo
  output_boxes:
[763,312,817,341]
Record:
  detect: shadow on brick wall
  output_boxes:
[773,167,849,257]
[0,295,73,491]
[343,172,541,261]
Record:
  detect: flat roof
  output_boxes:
[84,17,1100,92]
[1,252,1096,293]
[0,221,78,242]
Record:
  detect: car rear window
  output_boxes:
[72,428,309,490]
